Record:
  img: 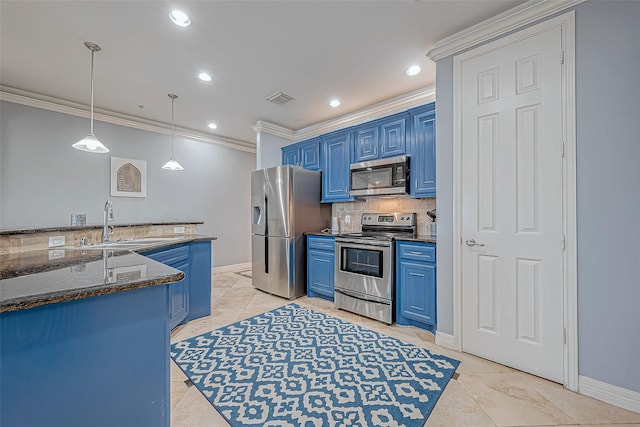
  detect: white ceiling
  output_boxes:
[0,1,524,147]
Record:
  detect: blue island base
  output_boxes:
[0,285,170,427]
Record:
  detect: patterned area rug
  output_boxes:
[171,304,459,426]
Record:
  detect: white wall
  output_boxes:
[434,0,640,394]
[256,131,291,169]
[0,101,255,268]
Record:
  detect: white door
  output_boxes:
[460,26,564,382]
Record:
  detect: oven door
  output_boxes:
[334,239,393,301]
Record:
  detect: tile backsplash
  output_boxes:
[0,224,198,255]
[332,197,436,235]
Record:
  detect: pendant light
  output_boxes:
[162,94,184,170]
[72,42,109,153]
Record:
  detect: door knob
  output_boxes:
[465,239,485,247]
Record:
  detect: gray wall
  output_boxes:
[0,101,255,268]
[435,56,455,336]
[435,0,640,392]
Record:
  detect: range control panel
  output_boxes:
[361,213,416,227]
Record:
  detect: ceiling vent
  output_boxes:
[266,91,295,105]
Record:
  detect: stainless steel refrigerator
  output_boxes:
[251,165,331,299]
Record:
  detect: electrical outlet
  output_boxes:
[48,236,65,247]
[48,250,65,260]
[174,226,185,234]
[70,213,86,226]
[345,215,351,224]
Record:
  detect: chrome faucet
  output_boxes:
[103,200,114,242]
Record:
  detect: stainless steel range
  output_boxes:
[334,212,417,324]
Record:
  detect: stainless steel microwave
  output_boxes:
[349,155,410,197]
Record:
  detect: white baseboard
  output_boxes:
[435,331,456,350]
[213,262,251,273]
[579,375,640,413]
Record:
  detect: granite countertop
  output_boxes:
[0,234,217,313]
[305,231,337,237]
[395,234,437,244]
[305,231,436,244]
[0,221,204,235]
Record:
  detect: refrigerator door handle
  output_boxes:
[264,236,269,274]
[263,179,268,235]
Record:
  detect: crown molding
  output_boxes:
[252,121,296,141]
[254,86,435,142]
[426,0,585,62]
[0,86,256,154]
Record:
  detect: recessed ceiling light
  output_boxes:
[329,99,340,108]
[405,65,422,76]
[208,123,218,130]
[169,10,191,27]
[198,72,212,82]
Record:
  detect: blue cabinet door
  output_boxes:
[396,241,436,333]
[299,139,320,170]
[141,244,189,330]
[354,125,379,162]
[353,113,407,163]
[307,235,335,301]
[380,114,408,158]
[282,145,299,166]
[187,241,212,321]
[398,261,436,326]
[307,250,335,300]
[321,131,354,202]
[170,261,189,329]
[409,103,436,198]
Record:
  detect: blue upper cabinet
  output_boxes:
[281,102,434,201]
[354,125,379,162]
[354,113,408,163]
[322,130,354,203]
[380,114,408,158]
[282,139,320,170]
[282,144,299,166]
[299,138,321,170]
[409,103,436,198]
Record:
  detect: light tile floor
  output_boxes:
[170,269,640,427]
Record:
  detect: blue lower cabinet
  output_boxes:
[0,285,170,427]
[396,241,436,333]
[186,241,213,321]
[141,241,212,329]
[307,235,335,301]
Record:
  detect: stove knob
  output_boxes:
[401,216,405,220]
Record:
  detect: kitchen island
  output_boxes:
[0,235,215,427]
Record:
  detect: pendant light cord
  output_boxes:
[171,96,175,157]
[90,48,95,134]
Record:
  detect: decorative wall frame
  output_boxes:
[110,157,147,198]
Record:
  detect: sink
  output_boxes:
[118,237,184,243]
[63,237,184,250]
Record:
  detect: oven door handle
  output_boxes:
[335,239,391,249]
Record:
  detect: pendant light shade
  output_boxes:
[162,94,184,170]
[73,42,109,153]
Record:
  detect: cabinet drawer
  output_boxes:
[397,242,435,262]
[307,235,335,252]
